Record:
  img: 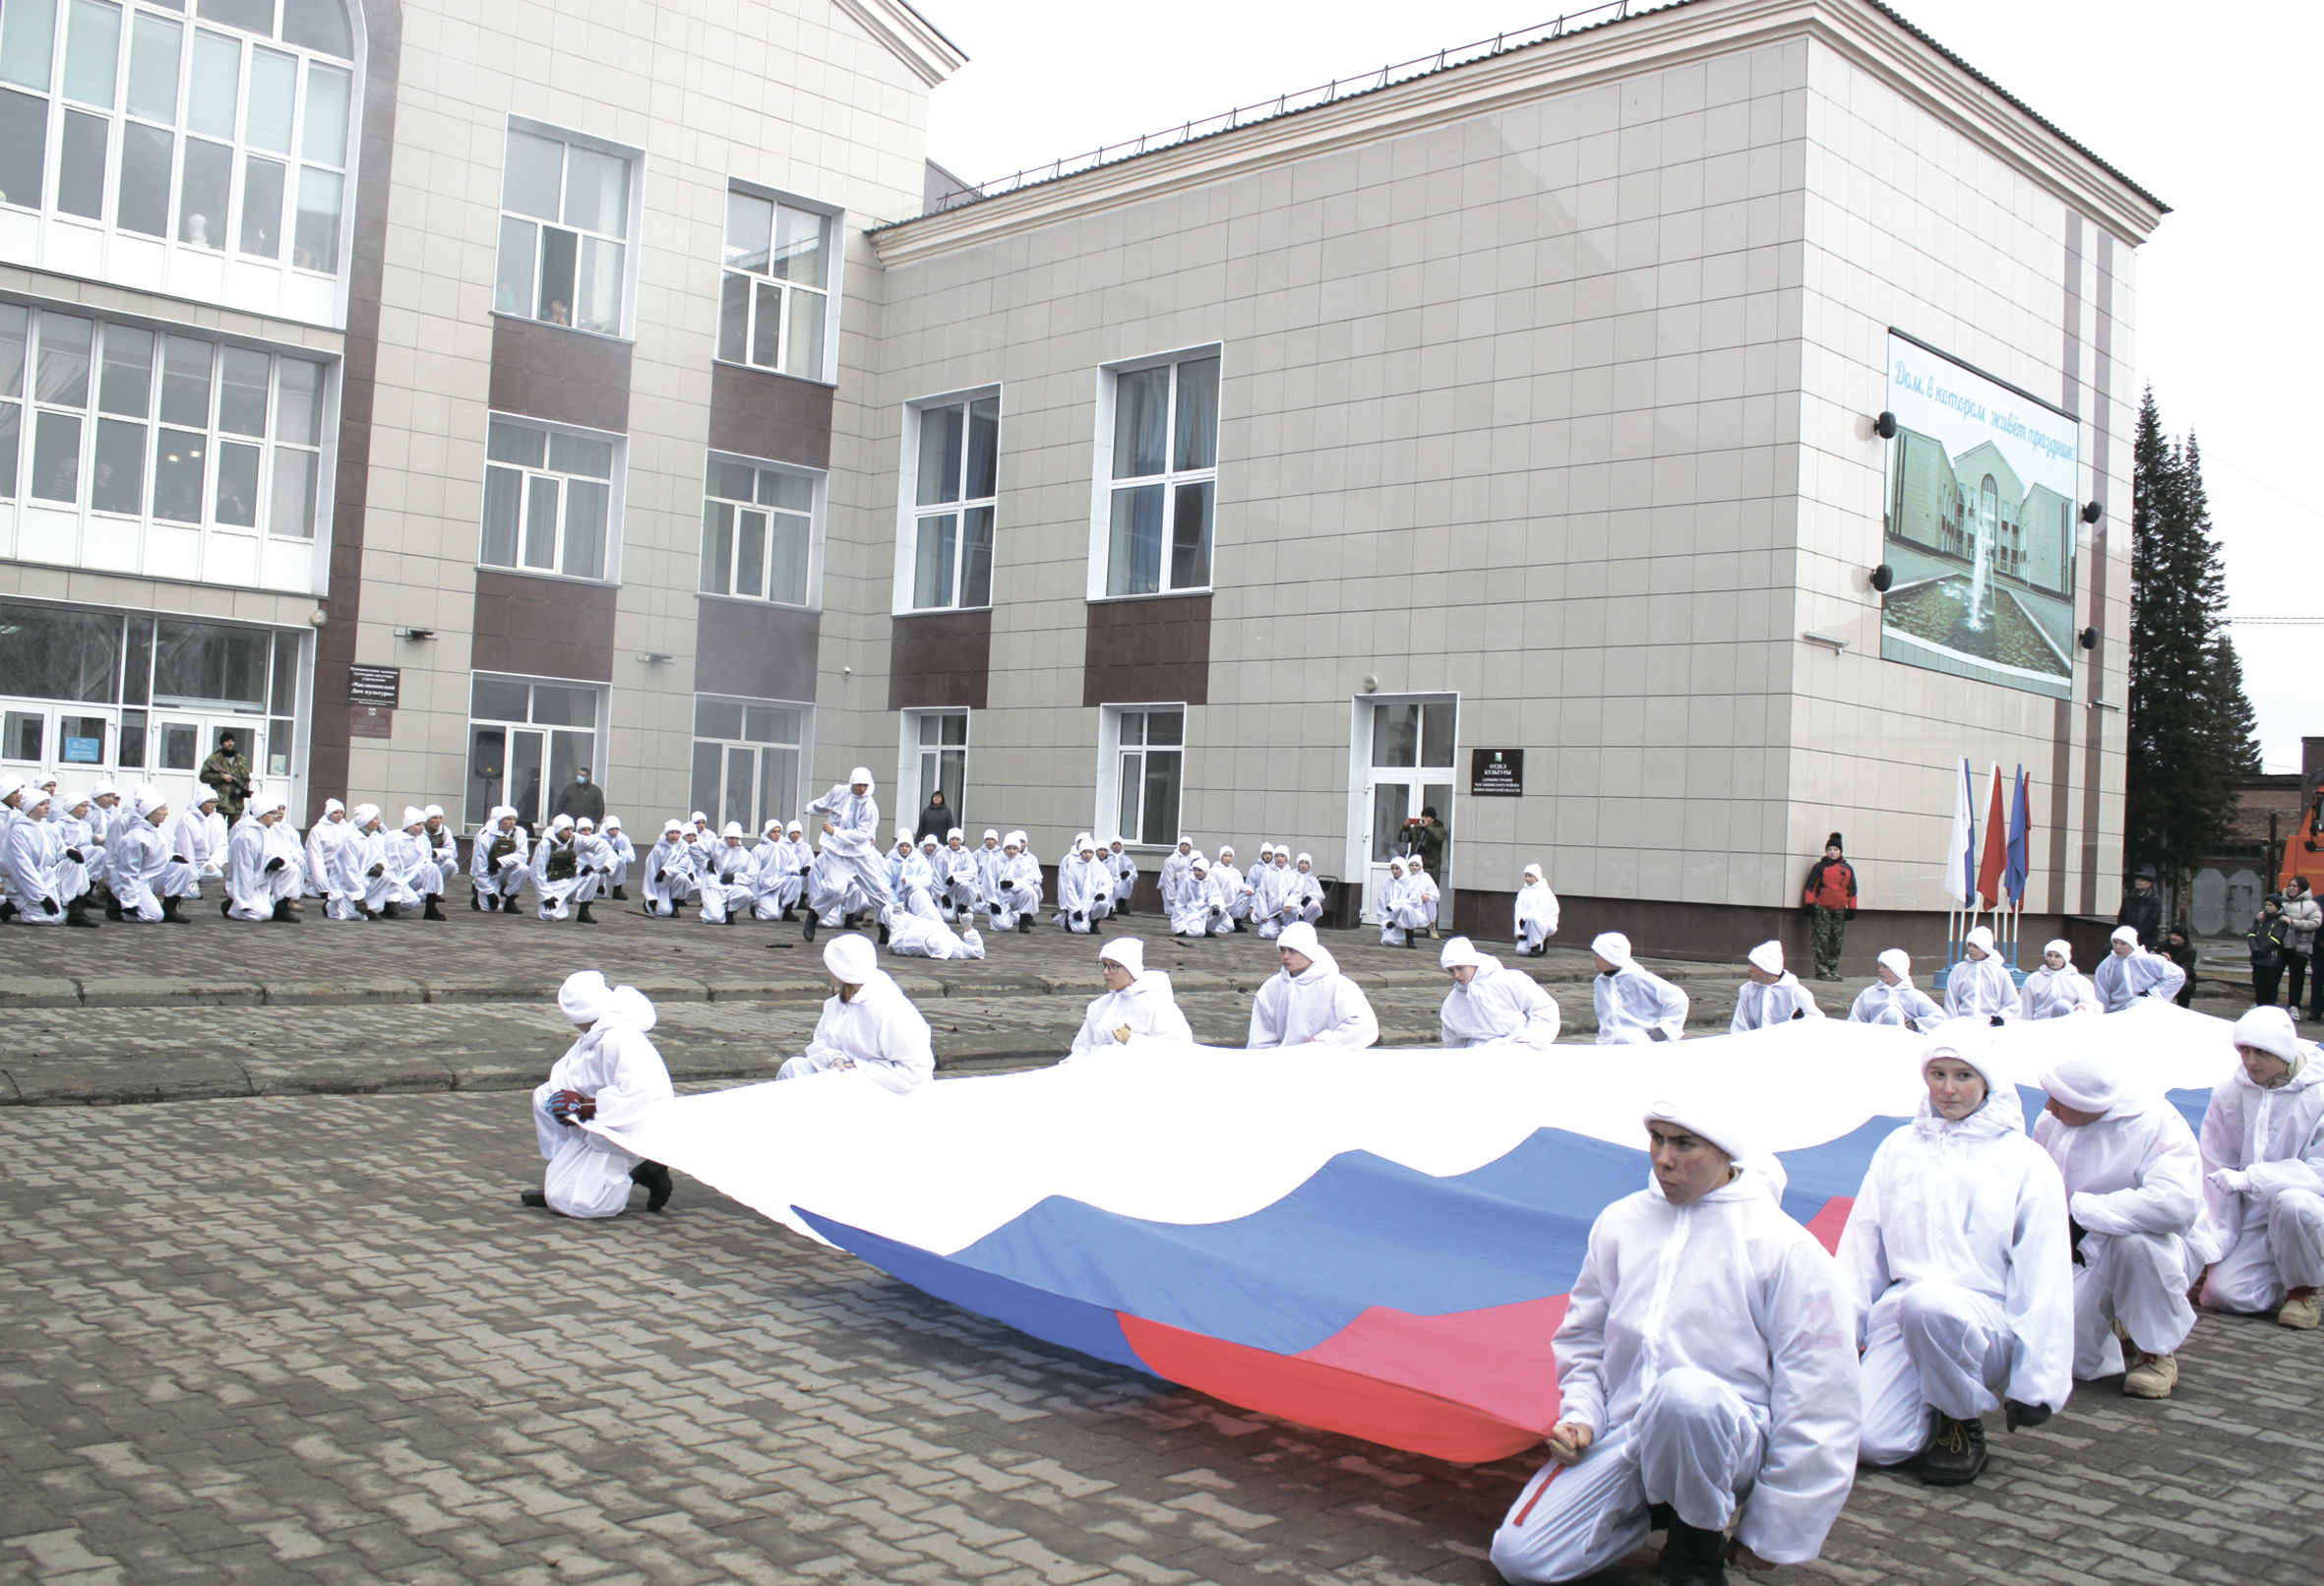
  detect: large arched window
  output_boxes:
[0,0,359,313]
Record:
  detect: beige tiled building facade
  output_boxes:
[0,0,2163,964]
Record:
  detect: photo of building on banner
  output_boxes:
[1942,758,2034,982]
[1879,332,2082,699]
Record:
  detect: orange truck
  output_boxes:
[2282,767,2324,896]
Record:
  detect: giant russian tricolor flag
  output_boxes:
[591,1004,2234,1464]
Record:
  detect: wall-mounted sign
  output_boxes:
[347,664,401,707]
[1470,749,1523,797]
[349,704,395,740]
[62,736,102,763]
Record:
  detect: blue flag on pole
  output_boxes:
[2004,766,2030,907]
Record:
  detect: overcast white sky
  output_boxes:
[913,0,2313,773]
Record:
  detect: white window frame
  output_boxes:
[714,179,841,385]
[690,694,811,834]
[477,411,625,584]
[895,708,968,832]
[1094,702,1187,851]
[0,0,361,283]
[492,117,642,340]
[891,385,999,615]
[697,450,825,612]
[463,671,608,831]
[2,299,336,542]
[1086,345,1221,602]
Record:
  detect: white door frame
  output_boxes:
[1345,694,1457,924]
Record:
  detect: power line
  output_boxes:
[2226,616,2324,625]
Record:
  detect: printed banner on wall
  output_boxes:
[1878,333,2081,699]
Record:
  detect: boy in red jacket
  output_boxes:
[1801,833,1858,982]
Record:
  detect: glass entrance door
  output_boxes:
[1360,698,1455,923]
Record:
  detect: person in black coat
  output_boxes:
[2163,926,2198,1008]
[551,767,606,825]
[2116,872,2165,947]
[915,788,954,845]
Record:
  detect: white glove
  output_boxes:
[2207,1167,2252,1195]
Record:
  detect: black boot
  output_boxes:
[160,895,189,924]
[519,1190,549,1208]
[423,896,447,921]
[221,897,234,918]
[631,1160,674,1212]
[1917,1412,1988,1486]
[576,901,596,924]
[612,885,627,900]
[272,897,301,924]
[381,901,400,920]
[778,906,795,921]
[470,889,483,911]
[1019,914,1033,934]
[801,909,818,943]
[0,898,14,923]
[103,895,123,921]
[1657,1517,1728,1586]
[877,922,890,946]
[66,898,99,929]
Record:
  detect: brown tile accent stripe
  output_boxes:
[307,0,402,821]
[696,596,821,703]
[488,316,633,434]
[707,362,834,470]
[1081,594,1211,708]
[471,570,618,684]
[889,608,991,710]
[2049,212,2083,917]
[2079,229,2115,914]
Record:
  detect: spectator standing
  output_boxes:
[2165,926,2199,1008]
[2249,895,2293,1009]
[199,732,254,822]
[2117,872,2164,948]
[915,787,953,844]
[1800,833,1858,982]
[551,766,605,825]
[2282,878,2320,1017]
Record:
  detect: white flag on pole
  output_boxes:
[1944,756,1974,906]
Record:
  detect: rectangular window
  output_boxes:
[494,125,634,336]
[1100,351,1219,597]
[716,186,835,381]
[1111,706,1185,847]
[698,454,815,607]
[0,305,329,536]
[0,2,353,280]
[465,673,602,830]
[690,695,804,833]
[906,709,967,830]
[478,415,619,580]
[903,392,998,612]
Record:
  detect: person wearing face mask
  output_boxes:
[1730,941,1824,1033]
[550,765,605,825]
[2035,1049,2206,1399]
[1514,864,1560,957]
[2194,1006,2324,1330]
[2093,925,2186,1012]
[1437,936,1560,1048]
[1489,1102,1859,1586]
[776,935,936,1093]
[306,798,349,900]
[802,769,894,944]
[523,970,675,1217]
[2019,941,2104,1019]
[1247,922,1378,1050]
[1590,933,1688,1044]
[1838,1023,2073,1486]
[1068,938,1193,1057]
[1848,949,1941,1031]
[1940,925,2017,1022]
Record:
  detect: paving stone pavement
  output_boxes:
[2,1088,2318,1586]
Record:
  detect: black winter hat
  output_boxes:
[1825,832,1844,851]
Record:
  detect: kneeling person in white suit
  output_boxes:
[1489,1102,1859,1585]
[1730,941,1824,1033]
[777,935,936,1094]
[1848,949,1942,1030]
[2196,1006,2324,1330]
[524,970,675,1217]
[1437,937,1560,1048]
[2020,940,2104,1019]
[1838,1024,2073,1486]
[1069,937,1193,1057]
[2036,1049,2206,1398]
[1590,933,1688,1044]
[1248,922,1377,1049]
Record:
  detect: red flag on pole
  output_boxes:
[1976,763,2007,908]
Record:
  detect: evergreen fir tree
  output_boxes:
[2123,394,2260,881]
